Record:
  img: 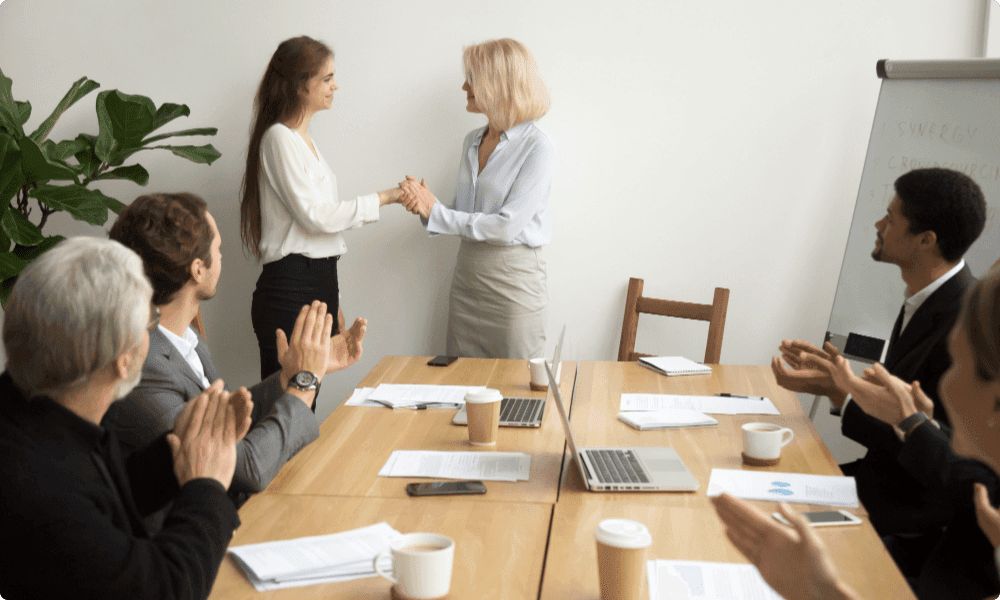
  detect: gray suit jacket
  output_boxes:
[105,327,320,497]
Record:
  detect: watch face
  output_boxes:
[293,371,318,389]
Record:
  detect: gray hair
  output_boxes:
[3,237,152,399]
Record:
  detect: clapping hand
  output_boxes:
[974,483,1000,549]
[276,301,334,407]
[710,493,859,600]
[399,175,436,219]
[326,317,366,374]
[168,380,249,489]
[771,340,847,407]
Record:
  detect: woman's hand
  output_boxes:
[378,187,404,206]
[710,494,860,600]
[399,175,437,219]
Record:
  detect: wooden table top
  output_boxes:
[210,494,552,600]
[265,356,574,505]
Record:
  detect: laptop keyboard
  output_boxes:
[587,449,650,484]
[500,397,543,424]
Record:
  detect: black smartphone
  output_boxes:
[427,355,459,367]
[406,480,487,497]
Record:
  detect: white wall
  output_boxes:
[0,0,985,462]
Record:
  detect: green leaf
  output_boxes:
[1,207,44,246]
[0,205,10,252]
[15,101,31,126]
[102,195,126,214]
[0,276,16,306]
[0,66,24,137]
[13,234,64,261]
[29,77,99,144]
[41,138,88,162]
[18,136,77,183]
[147,143,221,165]
[141,127,217,145]
[0,251,29,282]
[150,103,190,131]
[95,90,157,162]
[0,131,26,205]
[30,184,112,226]
[92,163,149,185]
[73,134,100,178]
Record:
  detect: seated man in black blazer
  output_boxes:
[104,193,365,526]
[772,168,986,560]
[0,237,251,599]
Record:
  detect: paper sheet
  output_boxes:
[647,560,783,600]
[620,394,780,416]
[228,522,402,591]
[367,384,485,408]
[706,468,859,507]
[378,450,531,481]
[344,387,380,407]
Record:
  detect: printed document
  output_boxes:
[378,450,531,481]
[367,384,484,408]
[620,394,780,416]
[706,469,859,507]
[647,560,782,600]
[229,522,402,591]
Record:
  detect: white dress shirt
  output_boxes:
[158,325,210,389]
[427,121,554,246]
[258,123,380,264]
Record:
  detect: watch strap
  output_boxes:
[899,412,929,440]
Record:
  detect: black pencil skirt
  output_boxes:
[251,253,339,380]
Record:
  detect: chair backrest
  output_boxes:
[617,277,730,364]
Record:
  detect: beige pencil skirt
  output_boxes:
[445,240,548,359]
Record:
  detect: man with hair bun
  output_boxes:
[106,192,365,526]
[0,236,250,599]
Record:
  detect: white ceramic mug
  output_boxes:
[374,533,455,599]
[528,359,561,391]
[742,422,795,460]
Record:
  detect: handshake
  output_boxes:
[385,175,436,219]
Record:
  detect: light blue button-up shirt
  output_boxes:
[427,121,554,247]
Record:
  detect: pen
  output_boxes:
[716,393,765,400]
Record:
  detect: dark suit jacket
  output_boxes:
[840,264,975,536]
[0,372,239,599]
[106,328,320,498]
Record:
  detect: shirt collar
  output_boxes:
[157,324,199,355]
[905,260,965,307]
[470,120,534,147]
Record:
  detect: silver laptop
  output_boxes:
[546,361,699,492]
[452,327,564,428]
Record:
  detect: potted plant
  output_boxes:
[0,66,221,303]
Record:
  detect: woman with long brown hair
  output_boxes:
[241,36,403,379]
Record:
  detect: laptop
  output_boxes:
[451,327,564,428]
[546,360,699,492]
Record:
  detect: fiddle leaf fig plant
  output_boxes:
[0,66,221,304]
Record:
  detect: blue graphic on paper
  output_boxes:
[768,481,794,496]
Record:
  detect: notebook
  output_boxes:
[451,327,565,428]
[617,409,718,431]
[638,356,712,376]
[546,361,699,492]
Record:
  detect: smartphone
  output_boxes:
[427,355,459,367]
[772,510,862,527]
[406,480,486,497]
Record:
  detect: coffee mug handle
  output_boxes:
[780,428,795,447]
[373,551,396,584]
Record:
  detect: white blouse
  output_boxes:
[258,123,380,264]
[426,121,554,247]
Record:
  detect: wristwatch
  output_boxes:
[288,371,320,396]
[898,412,929,441]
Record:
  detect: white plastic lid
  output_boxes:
[594,519,652,549]
[465,388,503,404]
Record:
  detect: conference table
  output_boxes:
[208,357,916,600]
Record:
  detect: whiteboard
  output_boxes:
[826,59,1000,362]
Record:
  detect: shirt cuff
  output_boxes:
[360,193,380,223]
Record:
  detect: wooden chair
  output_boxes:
[618,277,730,364]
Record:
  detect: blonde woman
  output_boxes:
[401,38,553,359]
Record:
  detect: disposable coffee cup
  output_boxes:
[528,359,562,392]
[741,422,794,466]
[595,519,652,600]
[465,388,503,446]
[374,533,454,599]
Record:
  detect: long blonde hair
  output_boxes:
[463,39,550,132]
